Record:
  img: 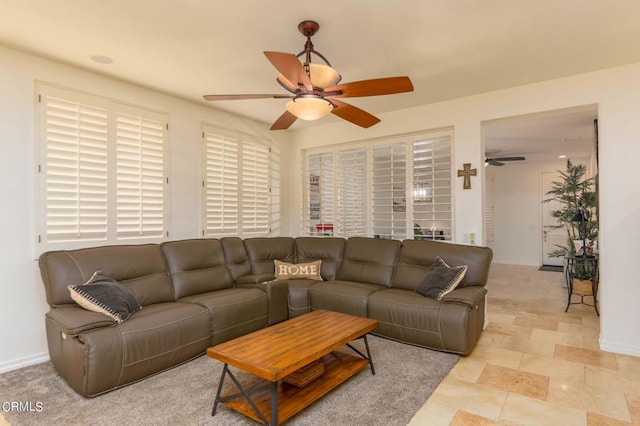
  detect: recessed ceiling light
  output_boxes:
[91,55,114,65]
[558,155,567,158]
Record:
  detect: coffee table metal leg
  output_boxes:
[270,380,278,425]
[363,334,375,375]
[211,363,272,425]
[345,334,375,375]
[211,363,228,416]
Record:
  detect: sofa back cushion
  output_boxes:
[243,237,295,275]
[161,239,233,299]
[295,237,345,280]
[393,239,493,291]
[336,237,400,287]
[39,244,173,307]
[220,237,252,281]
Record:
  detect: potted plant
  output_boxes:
[543,160,598,279]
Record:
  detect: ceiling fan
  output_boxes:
[203,20,414,130]
[485,156,526,166]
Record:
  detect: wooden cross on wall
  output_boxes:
[457,163,477,189]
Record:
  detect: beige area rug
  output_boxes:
[0,335,458,425]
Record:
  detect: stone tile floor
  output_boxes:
[410,263,640,425]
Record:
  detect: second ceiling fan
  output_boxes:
[203,20,414,130]
[485,156,526,166]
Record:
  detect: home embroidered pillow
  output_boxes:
[274,260,322,280]
[415,257,468,300]
[68,270,141,323]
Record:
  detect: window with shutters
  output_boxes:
[201,125,276,237]
[372,143,407,239]
[412,134,453,240]
[307,152,335,236]
[337,147,368,237]
[114,104,166,239]
[302,129,453,240]
[36,83,169,251]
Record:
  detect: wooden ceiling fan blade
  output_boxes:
[264,51,313,91]
[270,111,297,130]
[330,99,380,128]
[325,76,414,98]
[203,94,292,101]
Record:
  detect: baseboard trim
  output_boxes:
[0,352,50,374]
[599,338,640,357]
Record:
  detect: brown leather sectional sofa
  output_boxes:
[39,236,492,397]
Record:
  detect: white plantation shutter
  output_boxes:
[371,143,407,239]
[337,147,367,237]
[37,83,169,250]
[41,89,109,243]
[241,142,270,234]
[412,134,452,240]
[203,132,239,235]
[114,105,167,239]
[202,126,274,237]
[306,152,335,235]
[485,173,495,242]
[269,143,282,234]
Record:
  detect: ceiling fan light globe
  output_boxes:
[277,63,340,91]
[308,63,340,89]
[286,97,333,121]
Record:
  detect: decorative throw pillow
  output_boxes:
[274,260,323,280]
[68,270,141,323]
[415,257,468,301]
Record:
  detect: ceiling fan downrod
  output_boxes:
[297,20,336,77]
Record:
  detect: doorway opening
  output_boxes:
[482,105,598,267]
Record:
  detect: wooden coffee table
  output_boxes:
[207,309,379,425]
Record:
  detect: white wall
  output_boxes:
[287,62,640,357]
[0,45,288,371]
[488,158,589,266]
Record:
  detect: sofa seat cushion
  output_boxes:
[118,301,210,367]
[310,280,385,318]
[368,288,477,353]
[179,288,269,345]
[49,302,211,396]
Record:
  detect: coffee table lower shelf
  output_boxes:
[220,351,369,424]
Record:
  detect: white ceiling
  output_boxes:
[483,105,598,164]
[0,1,635,158]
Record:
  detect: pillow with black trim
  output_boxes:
[415,257,468,300]
[274,260,323,280]
[68,270,141,323]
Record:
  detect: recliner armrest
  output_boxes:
[235,273,276,284]
[45,306,115,336]
[440,286,487,309]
